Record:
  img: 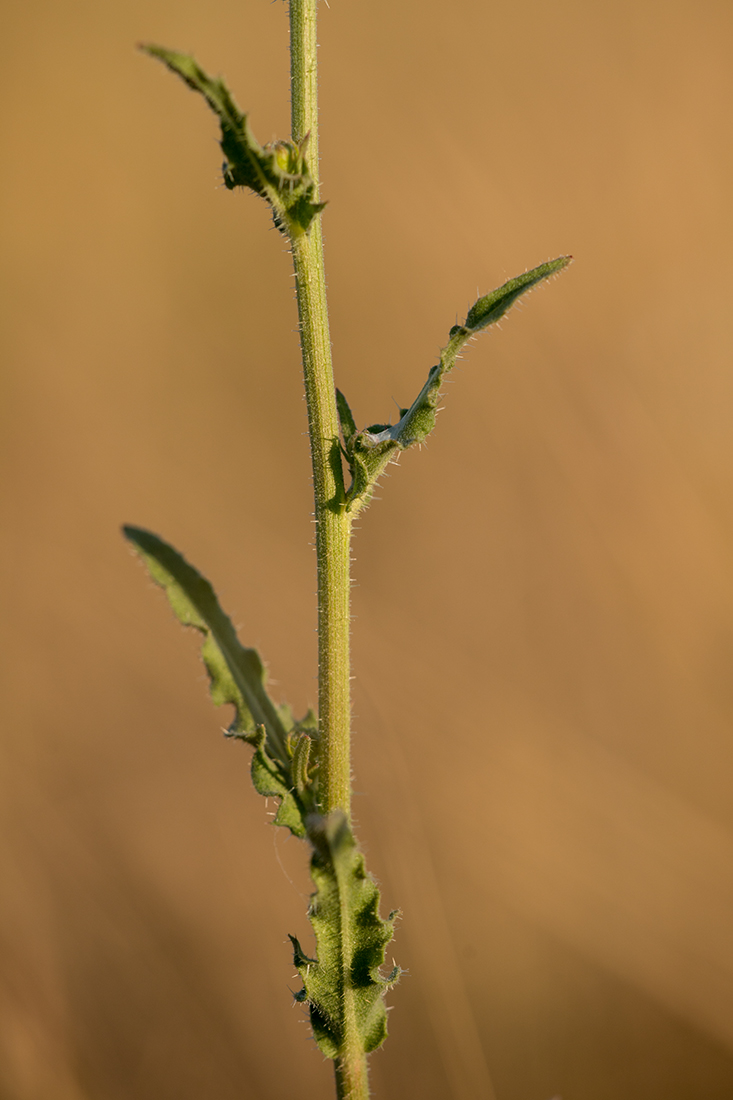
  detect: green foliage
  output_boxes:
[141,45,326,232]
[290,812,400,1059]
[123,525,400,1058]
[122,525,316,837]
[338,256,573,514]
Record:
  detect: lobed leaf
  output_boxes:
[141,45,326,232]
[290,812,400,1059]
[339,256,572,513]
[123,525,316,837]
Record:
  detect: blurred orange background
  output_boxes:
[2,1,733,1097]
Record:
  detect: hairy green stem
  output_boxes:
[289,3,370,1095]
[288,0,353,821]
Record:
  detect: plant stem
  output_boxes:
[290,0,320,187]
[335,1052,370,1100]
[289,0,352,820]
[290,8,372,1095]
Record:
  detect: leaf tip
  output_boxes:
[137,41,174,64]
[121,523,158,556]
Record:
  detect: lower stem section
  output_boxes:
[335,1051,370,1100]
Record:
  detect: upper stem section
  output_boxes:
[290,0,321,197]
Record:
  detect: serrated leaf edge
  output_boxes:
[289,812,400,1059]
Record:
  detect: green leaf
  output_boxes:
[291,732,314,796]
[340,256,572,512]
[335,388,358,444]
[461,256,571,332]
[141,44,326,233]
[290,812,400,1059]
[122,525,315,837]
[249,728,308,838]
